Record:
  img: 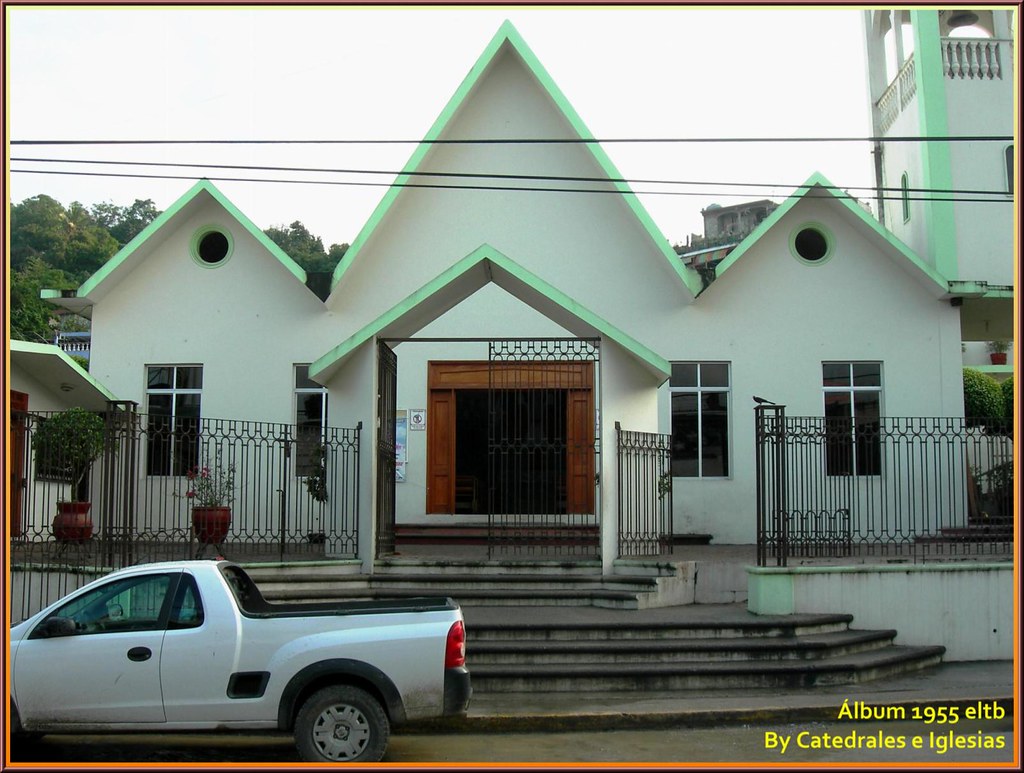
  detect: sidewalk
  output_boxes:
[452,661,1015,733]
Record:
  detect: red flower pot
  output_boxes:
[192,506,231,545]
[989,353,1007,365]
[52,502,94,543]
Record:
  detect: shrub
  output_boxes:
[1001,375,1015,427]
[31,407,105,497]
[962,368,1004,429]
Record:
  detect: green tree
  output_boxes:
[9,257,76,343]
[10,195,119,281]
[264,221,347,274]
[91,198,161,247]
[10,195,67,273]
[327,242,349,268]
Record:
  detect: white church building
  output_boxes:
[21,10,1015,578]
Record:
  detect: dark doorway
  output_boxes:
[455,389,568,515]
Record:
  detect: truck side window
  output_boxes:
[221,566,270,615]
[167,575,205,630]
[32,574,173,637]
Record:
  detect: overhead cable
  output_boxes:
[10,157,1013,198]
[10,168,1012,204]
[9,134,1015,146]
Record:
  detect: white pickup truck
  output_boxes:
[9,560,471,763]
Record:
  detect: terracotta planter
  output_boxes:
[192,506,231,545]
[53,501,94,543]
[989,353,1007,365]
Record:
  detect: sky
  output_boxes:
[7,5,879,251]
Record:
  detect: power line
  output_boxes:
[9,135,1014,146]
[10,167,1013,204]
[11,157,1013,198]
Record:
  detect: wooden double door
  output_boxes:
[426,361,595,516]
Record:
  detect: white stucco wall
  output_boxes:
[946,78,1015,285]
[748,563,1013,660]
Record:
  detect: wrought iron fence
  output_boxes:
[616,423,674,557]
[755,405,1014,566]
[9,403,361,620]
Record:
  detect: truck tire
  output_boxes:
[294,685,390,763]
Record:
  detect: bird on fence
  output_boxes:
[752,396,776,405]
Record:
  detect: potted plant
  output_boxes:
[987,339,1009,365]
[30,407,106,542]
[179,448,236,554]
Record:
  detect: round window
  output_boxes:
[790,223,833,264]
[190,227,233,267]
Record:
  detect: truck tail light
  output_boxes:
[445,620,466,668]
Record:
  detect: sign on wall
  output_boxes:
[409,408,426,431]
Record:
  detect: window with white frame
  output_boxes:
[295,365,328,477]
[670,362,730,478]
[822,362,882,476]
[146,365,202,476]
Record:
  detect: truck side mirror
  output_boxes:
[38,616,77,638]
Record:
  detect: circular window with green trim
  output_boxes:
[789,223,834,265]
[190,227,234,267]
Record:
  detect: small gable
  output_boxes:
[311,244,669,385]
[71,180,307,304]
[711,172,950,298]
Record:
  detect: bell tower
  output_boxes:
[862,9,1015,347]
[862,9,1015,284]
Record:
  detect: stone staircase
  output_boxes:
[242,557,946,693]
[246,558,678,609]
[463,604,946,692]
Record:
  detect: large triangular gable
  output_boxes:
[73,180,307,302]
[713,172,950,296]
[311,243,670,385]
[328,20,702,299]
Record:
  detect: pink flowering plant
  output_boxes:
[178,450,236,507]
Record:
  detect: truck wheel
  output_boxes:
[294,686,390,763]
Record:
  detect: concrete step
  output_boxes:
[243,559,676,608]
[256,584,649,609]
[366,573,660,593]
[468,629,897,665]
[465,610,855,642]
[467,645,946,692]
[375,558,605,576]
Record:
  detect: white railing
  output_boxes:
[877,56,916,133]
[942,38,1009,80]
[877,38,1010,131]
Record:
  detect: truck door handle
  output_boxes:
[127,647,152,662]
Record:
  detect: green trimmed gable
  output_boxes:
[712,172,950,296]
[74,180,307,302]
[311,243,670,385]
[328,20,702,300]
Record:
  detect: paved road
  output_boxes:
[10,719,1014,765]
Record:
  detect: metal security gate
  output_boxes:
[616,423,673,556]
[486,338,600,559]
[376,339,398,557]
